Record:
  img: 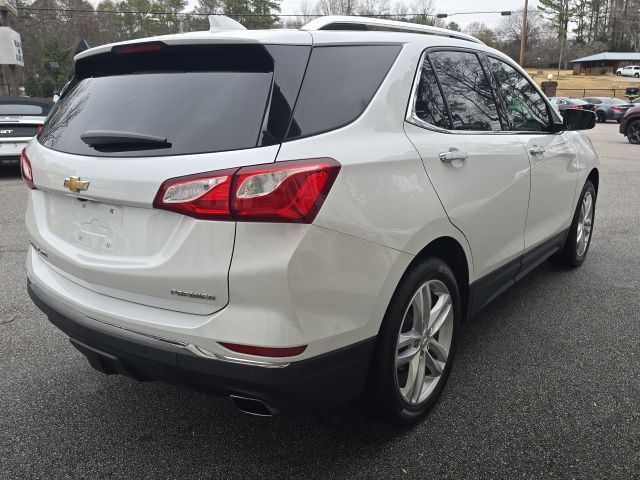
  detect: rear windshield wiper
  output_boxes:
[80,130,171,148]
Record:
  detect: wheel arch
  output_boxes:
[403,236,471,322]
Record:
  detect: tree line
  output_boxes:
[11,0,640,97]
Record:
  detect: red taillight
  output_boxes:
[153,168,236,220]
[219,342,307,358]
[153,158,341,223]
[112,42,165,55]
[36,124,44,134]
[611,106,627,111]
[231,158,341,223]
[20,149,35,189]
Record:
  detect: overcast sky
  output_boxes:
[280,0,539,28]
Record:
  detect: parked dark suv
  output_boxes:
[620,106,640,144]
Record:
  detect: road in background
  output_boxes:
[1,123,639,479]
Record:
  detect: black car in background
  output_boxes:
[0,97,53,166]
[549,97,596,114]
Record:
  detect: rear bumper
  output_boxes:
[28,280,376,414]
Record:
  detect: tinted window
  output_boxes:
[413,58,451,129]
[286,45,401,140]
[429,51,501,132]
[488,57,550,132]
[39,45,303,158]
[0,104,46,115]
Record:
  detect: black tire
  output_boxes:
[363,257,461,425]
[627,119,640,145]
[635,73,639,78]
[616,71,622,76]
[597,111,607,123]
[551,180,596,268]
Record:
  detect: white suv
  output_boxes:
[616,65,640,77]
[23,16,600,424]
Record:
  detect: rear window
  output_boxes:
[285,45,401,140]
[39,44,302,158]
[0,104,48,115]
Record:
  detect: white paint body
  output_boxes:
[25,27,600,367]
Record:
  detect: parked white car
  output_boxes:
[616,65,640,77]
[23,16,600,424]
[0,97,52,166]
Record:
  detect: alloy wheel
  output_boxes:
[577,191,594,257]
[395,280,454,405]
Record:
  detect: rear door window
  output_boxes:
[428,51,502,132]
[39,44,309,158]
[285,45,401,140]
[413,58,452,130]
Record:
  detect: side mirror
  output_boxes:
[563,109,597,131]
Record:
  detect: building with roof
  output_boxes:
[570,52,640,75]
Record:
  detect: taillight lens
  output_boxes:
[232,158,340,223]
[219,342,307,358]
[153,169,236,220]
[36,124,44,134]
[20,149,35,189]
[154,158,340,223]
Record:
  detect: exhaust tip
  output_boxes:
[230,395,276,417]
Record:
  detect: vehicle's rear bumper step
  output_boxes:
[27,280,376,414]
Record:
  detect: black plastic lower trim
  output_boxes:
[28,281,376,414]
[468,228,569,317]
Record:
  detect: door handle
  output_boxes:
[439,149,468,163]
[529,145,545,155]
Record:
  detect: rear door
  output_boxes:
[404,49,531,289]
[26,41,311,315]
[485,55,577,259]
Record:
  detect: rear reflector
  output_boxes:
[219,342,307,358]
[112,42,165,55]
[20,149,35,189]
[153,158,341,223]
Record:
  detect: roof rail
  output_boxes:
[301,16,484,45]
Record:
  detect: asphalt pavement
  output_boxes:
[1,123,639,479]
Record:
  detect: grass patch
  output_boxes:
[526,69,640,99]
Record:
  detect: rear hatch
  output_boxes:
[27,38,311,315]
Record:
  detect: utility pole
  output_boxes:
[519,0,529,67]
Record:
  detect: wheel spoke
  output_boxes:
[428,293,452,337]
[400,351,422,398]
[428,338,449,363]
[423,350,444,377]
[410,286,430,335]
[409,353,427,403]
[396,345,419,367]
[583,194,593,219]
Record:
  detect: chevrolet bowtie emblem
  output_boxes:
[63,176,90,192]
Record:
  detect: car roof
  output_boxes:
[75,15,487,62]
